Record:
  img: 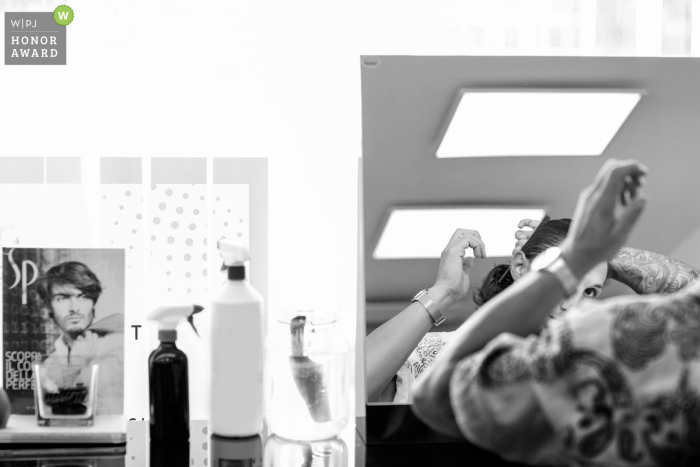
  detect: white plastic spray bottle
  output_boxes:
[148,304,204,444]
[210,241,264,436]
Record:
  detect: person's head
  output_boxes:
[473,216,609,312]
[36,262,102,337]
[557,261,609,315]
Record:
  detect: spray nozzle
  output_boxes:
[148,304,205,341]
[187,305,205,337]
[217,240,250,267]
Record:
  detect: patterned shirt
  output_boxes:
[395,331,455,403]
[400,290,700,466]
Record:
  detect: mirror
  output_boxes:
[360,56,700,425]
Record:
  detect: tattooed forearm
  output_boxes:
[609,248,700,295]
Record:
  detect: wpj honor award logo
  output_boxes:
[4,6,73,65]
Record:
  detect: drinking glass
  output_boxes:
[33,358,99,427]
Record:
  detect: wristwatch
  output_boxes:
[411,288,446,326]
[529,247,578,298]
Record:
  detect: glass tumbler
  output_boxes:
[264,310,349,441]
[34,358,99,427]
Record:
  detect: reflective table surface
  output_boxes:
[138,420,354,467]
[0,419,353,467]
[0,417,529,466]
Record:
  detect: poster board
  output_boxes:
[2,247,125,417]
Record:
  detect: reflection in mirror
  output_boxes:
[362,57,700,410]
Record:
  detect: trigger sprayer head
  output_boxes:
[217,240,250,280]
[217,240,250,266]
[148,304,205,342]
[187,305,204,337]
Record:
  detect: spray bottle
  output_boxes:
[148,304,204,444]
[210,241,264,437]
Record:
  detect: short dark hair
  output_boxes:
[35,261,103,307]
[474,216,571,307]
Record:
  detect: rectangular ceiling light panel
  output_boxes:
[436,91,641,158]
[373,208,546,259]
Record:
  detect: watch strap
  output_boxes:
[411,289,446,326]
[545,256,578,298]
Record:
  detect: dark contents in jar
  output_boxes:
[44,386,89,415]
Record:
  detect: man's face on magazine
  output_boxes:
[50,284,95,333]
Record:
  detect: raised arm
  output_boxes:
[412,159,649,438]
[608,247,699,294]
[364,229,485,402]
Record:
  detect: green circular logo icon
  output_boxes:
[53,5,74,26]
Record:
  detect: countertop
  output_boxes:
[0,417,528,466]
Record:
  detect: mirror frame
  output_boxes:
[356,157,464,445]
[356,55,700,447]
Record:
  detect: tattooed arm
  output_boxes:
[609,247,699,294]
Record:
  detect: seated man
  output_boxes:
[37,261,124,416]
[412,160,700,467]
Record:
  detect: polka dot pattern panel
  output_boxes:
[212,185,249,251]
[101,185,144,272]
[126,420,210,466]
[125,419,147,466]
[209,185,249,293]
[149,184,207,303]
[100,184,147,420]
[190,420,209,467]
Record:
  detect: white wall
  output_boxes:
[671,225,700,267]
[0,0,362,421]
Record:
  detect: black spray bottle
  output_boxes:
[147,304,204,444]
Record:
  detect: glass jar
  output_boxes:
[34,358,99,427]
[264,309,349,441]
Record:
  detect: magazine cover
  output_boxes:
[2,247,125,416]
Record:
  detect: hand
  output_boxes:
[69,331,100,358]
[512,219,540,256]
[561,159,648,279]
[432,229,486,305]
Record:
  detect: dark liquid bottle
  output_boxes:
[151,441,190,467]
[149,338,189,444]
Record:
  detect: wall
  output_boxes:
[671,225,700,267]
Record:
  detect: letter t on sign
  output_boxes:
[131,325,142,340]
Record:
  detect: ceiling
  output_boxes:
[361,56,700,323]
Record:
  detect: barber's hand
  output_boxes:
[513,219,540,256]
[561,159,648,279]
[432,229,485,305]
